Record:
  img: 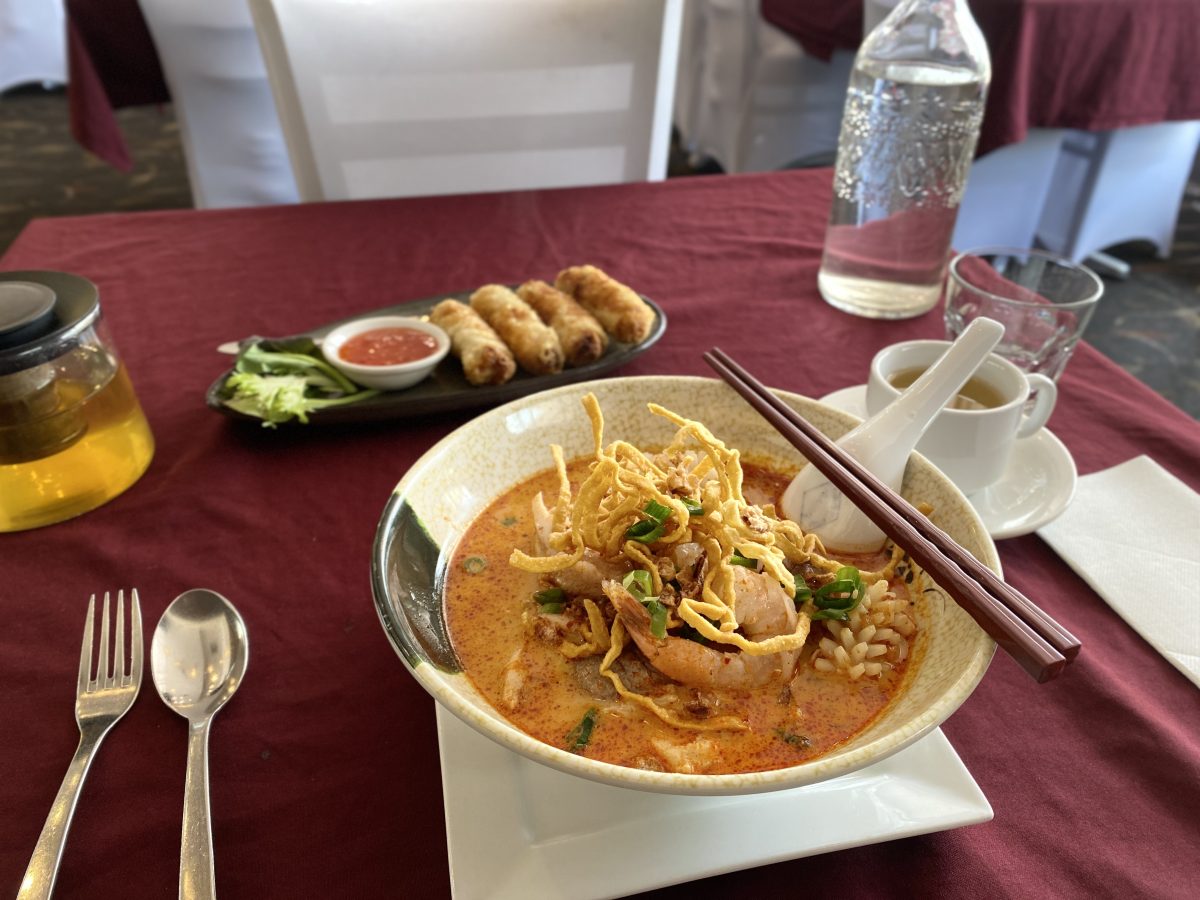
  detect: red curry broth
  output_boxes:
[443,458,912,775]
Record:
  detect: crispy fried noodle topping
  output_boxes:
[510,394,903,733]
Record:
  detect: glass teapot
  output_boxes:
[0,271,154,532]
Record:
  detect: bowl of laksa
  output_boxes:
[371,377,996,795]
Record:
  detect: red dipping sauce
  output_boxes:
[338,327,439,366]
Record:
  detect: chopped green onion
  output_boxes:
[643,599,668,639]
[462,556,487,574]
[836,564,863,584]
[730,549,757,568]
[814,590,858,610]
[811,608,851,622]
[682,497,704,517]
[814,568,863,602]
[625,519,666,543]
[622,569,653,600]
[642,500,672,522]
[624,499,673,543]
[566,707,598,752]
[500,515,518,527]
[811,566,864,618]
[533,587,565,613]
[794,585,813,604]
[816,592,864,614]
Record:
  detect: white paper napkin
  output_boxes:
[1038,456,1200,688]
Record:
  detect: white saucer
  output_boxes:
[819,385,1078,540]
[436,706,991,900]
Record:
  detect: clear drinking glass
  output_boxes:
[944,247,1104,381]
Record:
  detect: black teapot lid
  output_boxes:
[0,271,100,375]
[0,281,57,350]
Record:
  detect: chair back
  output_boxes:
[138,0,299,208]
[671,1,852,174]
[247,0,682,202]
[1,0,67,90]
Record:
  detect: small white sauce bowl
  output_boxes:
[322,315,450,391]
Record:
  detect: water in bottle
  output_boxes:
[818,0,990,319]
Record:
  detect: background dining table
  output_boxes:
[67,0,1200,170]
[761,0,1200,155]
[64,0,169,171]
[1,168,1198,898]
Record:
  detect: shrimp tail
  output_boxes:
[604,581,656,644]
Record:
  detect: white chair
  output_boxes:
[247,0,683,203]
[736,16,853,170]
[674,0,852,173]
[953,129,1067,251]
[138,0,299,208]
[0,0,66,91]
[672,0,707,161]
[1035,122,1200,273]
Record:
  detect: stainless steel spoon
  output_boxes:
[151,589,249,900]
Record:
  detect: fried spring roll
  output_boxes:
[516,279,608,368]
[554,265,654,345]
[429,299,516,386]
[469,284,564,375]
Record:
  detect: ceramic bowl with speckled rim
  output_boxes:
[371,376,997,796]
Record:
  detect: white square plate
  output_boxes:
[436,706,992,899]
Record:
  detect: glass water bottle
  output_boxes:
[818,0,991,319]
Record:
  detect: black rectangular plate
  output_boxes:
[206,288,667,424]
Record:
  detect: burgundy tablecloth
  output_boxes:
[2,169,1198,899]
[66,0,169,170]
[762,0,1200,155]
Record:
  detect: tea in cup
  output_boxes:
[866,340,1057,495]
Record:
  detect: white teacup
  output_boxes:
[866,340,1057,495]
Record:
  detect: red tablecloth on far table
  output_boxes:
[761,0,1200,154]
[1,169,1198,898]
[66,0,169,170]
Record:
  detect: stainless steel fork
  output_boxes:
[18,590,143,900]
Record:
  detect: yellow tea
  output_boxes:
[0,364,154,531]
[889,366,1008,410]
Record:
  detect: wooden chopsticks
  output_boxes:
[704,347,1080,683]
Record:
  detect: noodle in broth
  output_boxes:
[443,395,923,775]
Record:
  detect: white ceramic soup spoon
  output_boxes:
[151,589,249,900]
[779,316,1004,552]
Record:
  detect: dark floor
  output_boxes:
[3,85,1198,418]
